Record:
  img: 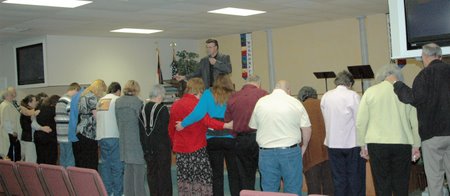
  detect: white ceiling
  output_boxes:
[0,0,388,43]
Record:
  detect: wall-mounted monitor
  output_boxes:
[388,0,450,59]
[15,40,47,87]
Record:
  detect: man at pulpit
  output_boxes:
[175,39,232,88]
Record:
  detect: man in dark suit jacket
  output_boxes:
[175,39,232,87]
[387,43,450,196]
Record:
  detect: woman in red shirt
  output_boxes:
[169,78,231,196]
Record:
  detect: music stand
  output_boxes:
[313,71,336,91]
[347,65,374,94]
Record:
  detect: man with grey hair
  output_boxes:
[224,75,268,191]
[0,89,22,161]
[249,80,311,195]
[6,87,19,110]
[7,86,38,117]
[139,84,172,196]
[321,70,365,196]
[357,64,420,195]
[387,43,450,196]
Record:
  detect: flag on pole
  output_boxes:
[170,45,178,77]
[157,48,164,84]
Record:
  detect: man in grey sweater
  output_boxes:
[175,39,232,88]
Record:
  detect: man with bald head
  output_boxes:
[249,80,312,195]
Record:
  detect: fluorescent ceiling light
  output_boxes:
[208,7,266,16]
[111,28,163,34]
[2,0,92,8]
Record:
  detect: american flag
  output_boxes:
[171,47,178,77]
[157,48,163,84]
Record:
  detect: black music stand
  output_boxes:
[313,71,336,91]
[347,65,374,94]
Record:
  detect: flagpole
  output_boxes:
[170,42,177,77]
[156,47,163,84]
[170,42,185,97]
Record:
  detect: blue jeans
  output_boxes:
[99,138,124,196]
[59,142,75,168]
[259,145,302,196]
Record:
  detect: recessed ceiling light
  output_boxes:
[2,0,92,8]
[110,28,163,34]
[0,27,30,32]
[208,7,266,16]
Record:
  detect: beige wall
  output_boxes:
[204,14,422,95]
[1,35,199,101]
[4,14,426,101]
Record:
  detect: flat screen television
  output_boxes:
[388,0,450,59]
[15,42,46,86]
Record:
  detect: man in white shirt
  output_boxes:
[96,82,123,196]
[249,80,312,195]
[321,71,365,196]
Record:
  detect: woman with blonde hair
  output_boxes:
[115,80,146,196]
[73,79,106,169]
[176,74,239,196]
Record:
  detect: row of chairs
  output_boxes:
[240,190,297,196]
[0,160,107,196]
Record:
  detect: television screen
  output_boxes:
[16,43,45,85]
[388,0,450,59]
[405,0,450,49]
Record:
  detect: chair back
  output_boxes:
[0,174,9,196]
[66,166,107,196]
[16,162,48,196]
[39,164,75,196]
[0,160,27,196]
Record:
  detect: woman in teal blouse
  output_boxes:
[177,74,239,196]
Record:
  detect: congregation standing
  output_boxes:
[1,42,449,196]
